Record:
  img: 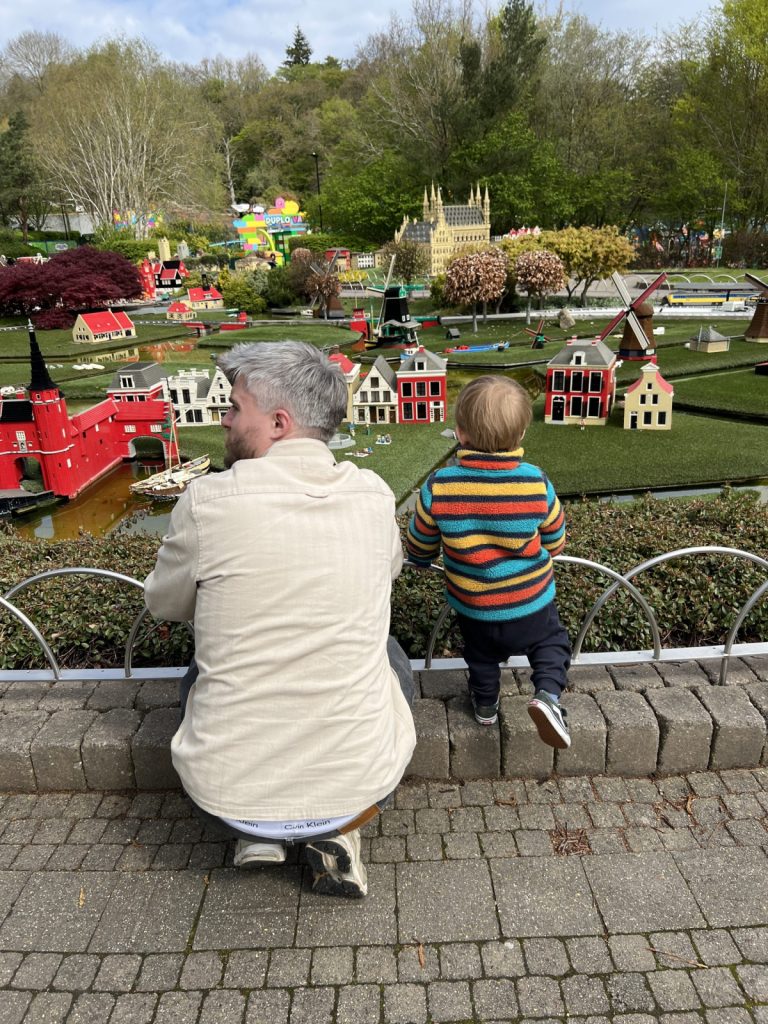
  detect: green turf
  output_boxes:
[671,366,768,418]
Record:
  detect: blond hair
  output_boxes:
[454,375,532,452]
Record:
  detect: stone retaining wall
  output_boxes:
[1,657,767,793]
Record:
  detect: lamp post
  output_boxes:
[311,151,323,233]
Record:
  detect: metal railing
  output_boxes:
[0,547,766,683]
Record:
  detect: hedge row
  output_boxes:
[0,490,766,670]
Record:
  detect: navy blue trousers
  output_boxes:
[456,601,571,705]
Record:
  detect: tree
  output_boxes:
[217,270,267,315]
[284,27,313,67]
[0,246,142,317]
[30,40,223,236]
[513,249,565,322]
[443,249,507,332]
[547,226,634,305]
[0,31,73,95]
[0,111,46,241]
[286,247,316,299]
[307,264,341,319]
[379,239,430,285]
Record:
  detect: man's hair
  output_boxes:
[218,341,347,442]
[454,375,532,452]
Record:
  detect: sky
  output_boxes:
[0,0,719,72]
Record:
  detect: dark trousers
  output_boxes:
[456,602,571,705]
[178,636,415,846]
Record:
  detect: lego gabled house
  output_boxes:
[545,338,617,426]
[72,310,136,344]
[186,286,223,310]
[164,367,232,426]
[327,350,362,422]
[396,347,447,424]
[353,356,398,426]
[623,363,674,430]
[166,301,195,322]
[0,330,176,499]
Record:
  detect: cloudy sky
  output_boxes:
[0,0,718,72]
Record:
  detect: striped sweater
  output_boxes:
[406,448,566,621]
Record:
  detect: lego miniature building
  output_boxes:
[164,367,232,425]
[72,310,136,344]
[166,301,195,321]
[394,184,491,276]
[186,286,223,310]
[545,338,617,426]
[689,326,730,353]
[623,363,674,430]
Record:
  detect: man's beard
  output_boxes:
[223,435,250,468]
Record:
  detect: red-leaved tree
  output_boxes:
[443,249,508,333]
[0,246,142,326]
[514,250,566,323]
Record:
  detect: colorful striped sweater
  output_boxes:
[406,449,566,621]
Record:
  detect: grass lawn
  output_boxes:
[671,366,768,419]
[526,401,768,496]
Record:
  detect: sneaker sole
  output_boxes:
[474,712,498,726]
[305,840,368,898]
[527,700,571,749]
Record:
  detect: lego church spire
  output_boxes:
[27,320,57,393]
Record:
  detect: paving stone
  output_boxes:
[700,659,759,687]
[691,966,747,1007]
[297,864,396,947]
[11,844,55,870]
[647,688,713,775]
[481,939,526,978]
[675,849,768,928]
[610,664,665,691]
[0,871,117,952]
[109,993,158,1024]
[397,943,439,982]
[518,804,556,829]
[23,991,74,1023]
[90,953,141,993]
[730,926,768,962]
[383,983,427,1024]
[695,686,765,770]
[607,973,657,1013]
[0,991,32,1024]
[311,946,353,985]
[727,819,768,845]
[397,860,498,942]
[195,867,300,949]
[647,969,701,1010]
[221,949,268,988]
[135,679,179,710]
[745,684,768,765]
[88,872,206,953]
[406,834,444,860]
[179,950,223,989]
[371,835,406,862]
[394,782,430,810]
[153,991,202,1024]
[10,952,62,989]
[567,936,614,974]
[691,929,742,966]
[609,936,658,973]
[335,984,381,1024]
[657,662,711,688]
[133,953,184,992]
[439,942,482,979]
[82,710,140,790]
[132,709,180,790]
[500,695,553,780]
[443,831,482,859]
[427,782,462,807]
[418,667,467,700]
[561,974,611,1015]
[200,990,247,1024]
[37,681,95,712]
[426,980,472,1021]
[52,953,100,991]
[68,992,116,1023]
[245,989,290,1024]
[735,964,768,1001]
[743,656,768,683]
[30,711,97,792]
[705,1010,755,1024]
[86,680,140,711]
[492,858,601,937]
[468,979,516,1020]
[566,665,616,694]
[0,711,48,792]
[480,831,518,857]
[0,952,22,987]
[460,780,495,805]
[588,801,626,827]
[595,692,659,776]
[266,948,311,987]
[517,975,565,1016]
[356,945,398,983]
[449,805,485,831]
[407,699,450,779]
[381,808,414,836]
[523,937,569,975]
[447,696,500,779]
[648,931,698,967]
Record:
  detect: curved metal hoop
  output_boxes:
[0,594,62,678]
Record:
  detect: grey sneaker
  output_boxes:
[471,695,499,726]
[527,691,571,749]
[305,829,368,898]
[233,838,287,866]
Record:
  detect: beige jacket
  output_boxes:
[144,438,416,820]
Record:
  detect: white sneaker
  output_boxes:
[305,829,368,898]
[233,838,287,867]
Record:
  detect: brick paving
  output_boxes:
[0,770,767,1022]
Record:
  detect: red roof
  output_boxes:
[160,268,179,281]
[77,310,134,334]
[168,301,191,312]
[187,286,222,303]
[329,352,356,373]
[625,366,674,396]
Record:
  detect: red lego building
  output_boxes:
[0,327,177,499]
[396,347,447,424]
[544,337,617,426]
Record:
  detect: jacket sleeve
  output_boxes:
[539,476,566,558]
[406,477,442,565]
[143,491,199,622]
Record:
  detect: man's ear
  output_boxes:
[271,408,293,439]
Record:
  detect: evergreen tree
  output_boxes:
[0,111,43,241]
[283,27,313,67]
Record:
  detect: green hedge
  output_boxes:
[0,491,766,669]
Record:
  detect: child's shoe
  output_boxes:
[471,695,499,726]
[527,691,571,749]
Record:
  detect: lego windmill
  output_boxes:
[598,272,667,360]
[524,319,553,350]
[744,273,768,342]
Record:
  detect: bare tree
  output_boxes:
[0,31,74,94]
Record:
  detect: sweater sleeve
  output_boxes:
[406,477,442,565]
[539,476,566,557]
[143,490,199,622]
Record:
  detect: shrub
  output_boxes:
[32,308,75,330]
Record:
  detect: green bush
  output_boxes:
[0,491,766,669]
